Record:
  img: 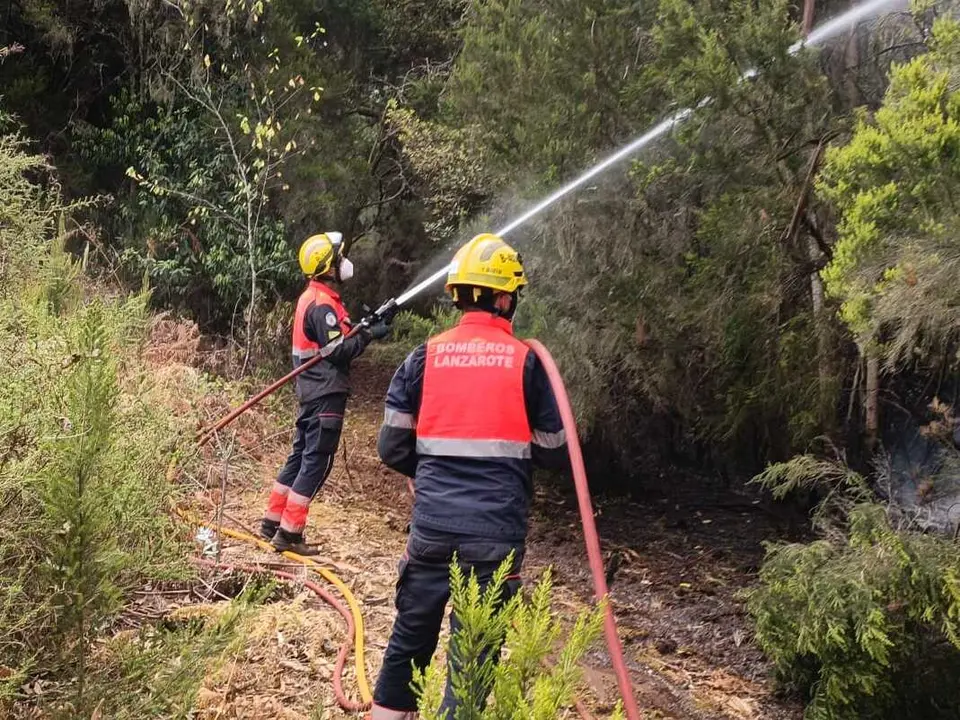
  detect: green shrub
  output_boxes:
[0,134,56,292]
[83,587,265,719]
[747,456,960,719]
[0,131,240,715]
[370,305,461,365]
[414,557,624,719]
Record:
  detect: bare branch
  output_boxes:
[137,178,245,230]
[0,44,25,62]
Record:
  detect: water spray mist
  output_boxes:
[197,7,913,719]
[205,0,909,440]
[380,0,905,316]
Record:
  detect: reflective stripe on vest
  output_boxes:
[291,280,351,362]
[417,313,530,458]
[416,437,531,459]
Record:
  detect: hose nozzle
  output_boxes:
[361,297,399,327]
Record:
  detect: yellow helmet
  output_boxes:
[298,232,343,277]
[445,233,527,301]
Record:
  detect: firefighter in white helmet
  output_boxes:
[260,232,390,555]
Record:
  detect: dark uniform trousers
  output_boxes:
[264,393,347,539]
[373,525,523,713]
[276,394,346,495]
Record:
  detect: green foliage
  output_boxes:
[819,16,960,364]
[0,135,58,290]
[77,91,292,327]
[448,0,661,184]
[454,0,841,467]
[369,305,461,365]
[748,455,960,719]
[387,104,494,241]
[1,0,947,486]
[414,557,622,719]
[0,134,240,714]
[6,0,462,333]
[41,305,127,706]
[72,0,324,339]
[391,306,462,347]
[753,455,874,532]
[84,588,264,718]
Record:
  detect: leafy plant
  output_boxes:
[0,132,234,715]
[747,455,960,719]
[369,305,461,365]
[41,305,127,710]
[819,14,960,363]
[414,557,623,719]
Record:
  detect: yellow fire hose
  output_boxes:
[168,457,374,710]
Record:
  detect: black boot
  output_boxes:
[260,519,280,541]
[271,528,321,556]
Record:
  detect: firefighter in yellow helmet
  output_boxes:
[371,233,567,718]
[260,232,391,555]
[444,231,528,306]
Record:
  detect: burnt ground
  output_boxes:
[174,355,806,720]
[526,483,806,719]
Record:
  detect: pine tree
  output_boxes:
[414,558,623,719]
[40,304,124,713]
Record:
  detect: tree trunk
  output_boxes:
[865,352,880,452]
[242,190,256,378]
[844,26,862,107]
[242,259,256,377]
[803,0,815,34]
[800,0,832,416]
[784,131,831,419]
[809,237,830,393]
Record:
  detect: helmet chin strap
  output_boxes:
[326,231,347,282]
[494,291,519,321]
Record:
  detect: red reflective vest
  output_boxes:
[292,280,351,362]
[417,313,531,459]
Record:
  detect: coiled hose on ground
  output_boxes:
[173,501,374,713]
[193,555,369,713]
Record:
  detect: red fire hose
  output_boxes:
[525,339,642,720]
[196,348,339,447]
[196,299,398,447]
[195,331,642,717]
[193,556,369,713]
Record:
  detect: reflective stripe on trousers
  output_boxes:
[370,704,416,719]
[415,437,531,459]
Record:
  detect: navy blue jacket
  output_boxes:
[377,327,568,542]
[293,285,370,403]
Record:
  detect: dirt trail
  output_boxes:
[184,357,803,720]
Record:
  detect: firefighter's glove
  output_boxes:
[368,321,391,341]
[378,301,399,326]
